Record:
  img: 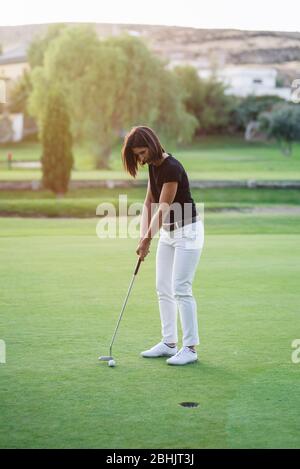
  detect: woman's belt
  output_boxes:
[162,213,201,232]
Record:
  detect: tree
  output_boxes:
[41,88,73,195]
[27,23,67,68]
[105,34,197,146]
[154,67,198,144]
[28,25,101,143]
[29,26,197,169]
[173,65,233,136]
[258,103,300,156]
[8,25,66,134]
[229,94,285,132]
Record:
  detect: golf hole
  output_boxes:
[179,402,199,408]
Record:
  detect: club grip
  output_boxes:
[134,257,142,275]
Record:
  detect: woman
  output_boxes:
[121,125,204,366]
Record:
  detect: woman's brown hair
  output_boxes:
[121,126,165,178]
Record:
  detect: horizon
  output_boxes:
[0,21,300,35]
[0,0,299,33]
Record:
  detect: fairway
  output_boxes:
[0,215,299,448]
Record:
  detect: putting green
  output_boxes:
[0,216,299,448]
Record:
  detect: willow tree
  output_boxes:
[173,65,233,135]
[29,25,197,169]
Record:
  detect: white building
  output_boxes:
[0,44,36,142]
[0,44,30,101]
[198,66,292,101]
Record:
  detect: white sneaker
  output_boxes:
[141,341,178,358]
[166,346,198,365]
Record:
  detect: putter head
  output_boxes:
[98,355,114,361]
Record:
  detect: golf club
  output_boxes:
[99,256,142,367]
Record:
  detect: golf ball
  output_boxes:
[108,360,116,367]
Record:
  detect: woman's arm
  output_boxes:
[139,180,156,239]
[144,181,178,240]
[137,181,178,260]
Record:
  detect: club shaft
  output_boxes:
[109,273,137,356]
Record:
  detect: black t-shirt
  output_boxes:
[148,153,197,224]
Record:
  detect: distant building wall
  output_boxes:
[168,60,292,101]
[0,78,6,104]
[0,61,30,82]
[199,67,292,101]
[11,113,24,141]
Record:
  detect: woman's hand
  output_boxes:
[136,237,151,261]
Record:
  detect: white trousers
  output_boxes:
[155,219,204,347]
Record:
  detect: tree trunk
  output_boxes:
[280,140,292,157]
[95,144,112,169]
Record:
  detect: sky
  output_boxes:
[0,0,299,32]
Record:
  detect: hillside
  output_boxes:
[0,22,300,84]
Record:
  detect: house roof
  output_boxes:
[0,44,29,65]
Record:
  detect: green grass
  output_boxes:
[0,141,42,162]
[0,186,299,217]
[0,215,299,448]
[1,136,300,181]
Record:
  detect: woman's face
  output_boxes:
[132,147,151,166]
